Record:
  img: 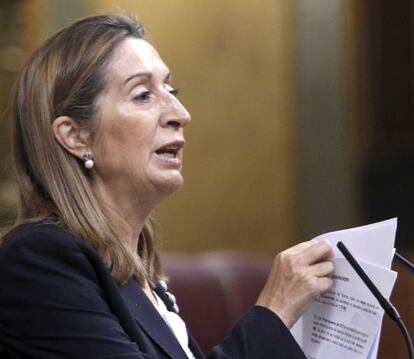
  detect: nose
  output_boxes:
[160,96,191,129]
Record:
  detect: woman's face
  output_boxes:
[92,38,191,204]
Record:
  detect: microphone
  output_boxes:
[394,251,414,275]
[337,241,413,359]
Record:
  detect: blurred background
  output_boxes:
[1,0,412,254]
[1,0,414,356]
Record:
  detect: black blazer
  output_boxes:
[0,223,305,358]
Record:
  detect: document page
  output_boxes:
[291,219,398,359]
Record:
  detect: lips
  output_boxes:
[154,140,185,162]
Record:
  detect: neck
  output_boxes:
[92,179,155,251]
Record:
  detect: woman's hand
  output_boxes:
[256,239,334,329]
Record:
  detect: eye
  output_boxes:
[133,90,151,103]
[169,88,180,97]
[165,84,179,97]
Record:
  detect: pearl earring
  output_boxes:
[83,151,94,169]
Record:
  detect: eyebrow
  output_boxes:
[124,71,151,84]
[124,71,172,85]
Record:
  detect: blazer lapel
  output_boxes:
[120,278,189,359]
[187,331,205,359]
[154,286,205,359]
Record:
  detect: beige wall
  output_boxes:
[19,1,300,255]
[92,1,299,254]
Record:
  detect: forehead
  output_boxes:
[105,37,169,83]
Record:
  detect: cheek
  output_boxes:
[97,120,154,165]
[93,99,160,165]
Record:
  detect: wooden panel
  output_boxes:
[379,252,414,357]
[0,0,26,221]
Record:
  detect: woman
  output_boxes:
[0,14,333,358]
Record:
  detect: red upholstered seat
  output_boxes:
[162,252,271,354]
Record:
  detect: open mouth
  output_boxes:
[155,147,178,158]
[154,141,184,159]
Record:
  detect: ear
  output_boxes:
[52,116,91,159]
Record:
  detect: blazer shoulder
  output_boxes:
[0,223,147,358]
[0,222,106,284]
[1,222,89,256]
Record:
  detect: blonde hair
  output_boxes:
[10,14,161,286]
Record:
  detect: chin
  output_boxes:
[155,173,184,195]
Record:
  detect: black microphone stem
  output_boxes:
[394,251,414,275]
[337,241,414,359]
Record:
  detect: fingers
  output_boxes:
[311,260,335,278]
[297,239,333,265]
[286,239,317,255]
[316,276,333,295]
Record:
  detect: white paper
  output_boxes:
[367,330,381,359]
[291,219,398,359]
[312,218,397,268]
